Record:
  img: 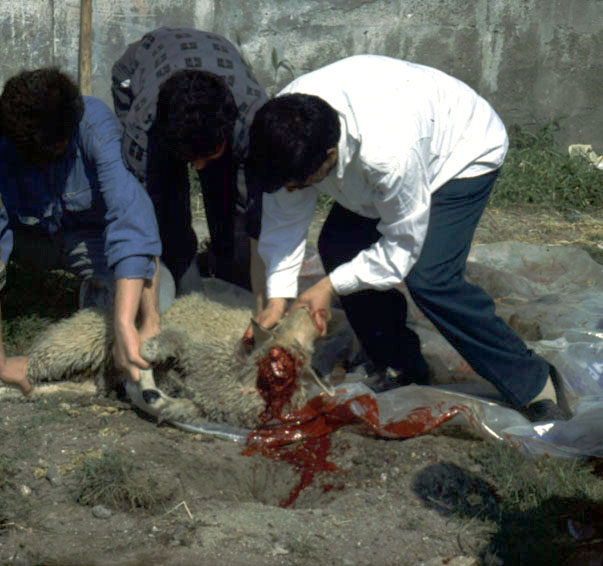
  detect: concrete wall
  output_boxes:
[1,0,602,150]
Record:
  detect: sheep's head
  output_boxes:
[243,308,333,424]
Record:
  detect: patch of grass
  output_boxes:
[75,449,173,512]
[492,122,603,211]
[473,444,603,565]
[475,443,602,510]
[286,534,323,561]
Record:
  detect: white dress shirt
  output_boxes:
[259,55,508,298]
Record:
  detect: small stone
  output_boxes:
[33,467,46,480]
[342,559,356,566]
[449,557,478,566]
[46,465,63,487]
[18,484,32,497]
[92,504,112,519]
[466,493,483,506]
[271,543,289,556]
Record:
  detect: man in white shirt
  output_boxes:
[245,55,567,418]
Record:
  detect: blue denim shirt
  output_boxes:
[0,96,161,281]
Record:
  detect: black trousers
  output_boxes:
[146,127,253,290]
[318,171,549,408]
[197,154,252,290]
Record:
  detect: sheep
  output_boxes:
[24,279,359,429]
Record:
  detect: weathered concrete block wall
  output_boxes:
[1,0,602,150]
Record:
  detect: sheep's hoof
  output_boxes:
[142,389,161,405]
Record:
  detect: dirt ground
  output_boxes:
[0,206,602,566]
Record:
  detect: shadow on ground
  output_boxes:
[413,461,603,566]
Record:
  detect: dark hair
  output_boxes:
[246,93,340,193]
[0,68,84,165]
[155,70,238,160]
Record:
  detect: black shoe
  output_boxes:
[522,364,573,422]
[368,365,431,394]
[521,399,571,422]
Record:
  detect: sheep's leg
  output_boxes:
[140,328,189,364]
[135,331,207,423]
[126,373,204,424]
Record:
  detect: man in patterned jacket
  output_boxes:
[112,28,268,310]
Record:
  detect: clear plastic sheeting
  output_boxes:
[133,242,603,459]
[394,242,603,457]
[504,398,603,458]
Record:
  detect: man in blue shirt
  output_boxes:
[0,68,162,395]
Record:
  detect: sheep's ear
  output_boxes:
[233,319,276,364]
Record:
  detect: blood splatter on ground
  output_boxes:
[246,343,467,505]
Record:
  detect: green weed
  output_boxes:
[75,449,173,512]
[492,122,603,211]
[474,443,602,512]
[473,444,603,565]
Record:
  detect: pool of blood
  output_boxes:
[245,343,470,507]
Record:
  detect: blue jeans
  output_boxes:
[318,171,549,408]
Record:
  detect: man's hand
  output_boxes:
[290,276,335,337]
[0,356,33,395]
[113,321,150,383]
[255,297,288,330]
[113,275,160,384]
[113,273,159,382]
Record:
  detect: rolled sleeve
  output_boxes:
[79,97,161,280]
[259,187,317,299]
[113,255,156,280]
